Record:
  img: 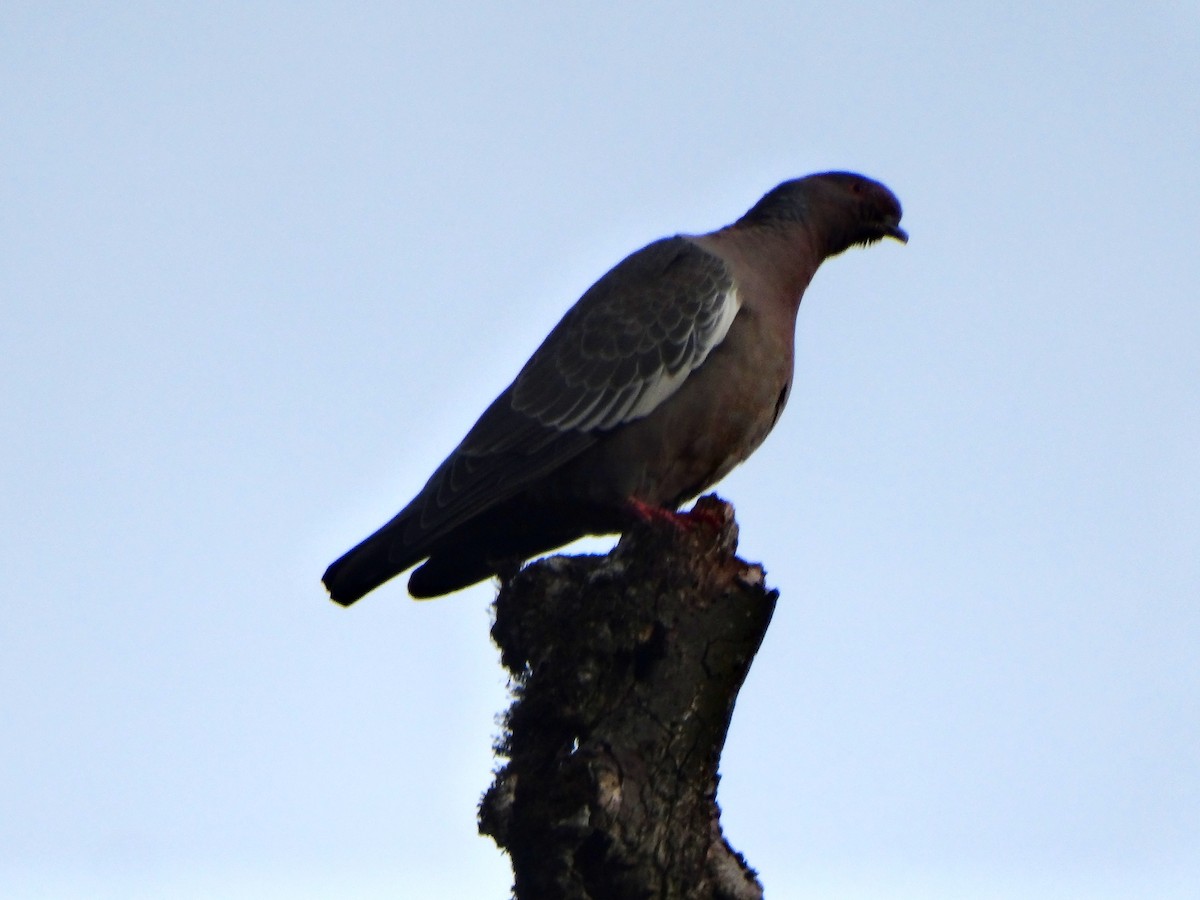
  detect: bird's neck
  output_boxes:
[701,223,823,311]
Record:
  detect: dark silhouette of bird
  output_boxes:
[323,171,906,604]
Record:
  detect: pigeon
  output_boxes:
[324,171,906,604]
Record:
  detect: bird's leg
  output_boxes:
[624,497,723,532]
[625,496,685,527]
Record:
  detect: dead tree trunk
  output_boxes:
[479,495,778,900]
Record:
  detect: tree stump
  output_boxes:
[479,495,778,900]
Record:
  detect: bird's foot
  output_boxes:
[679,501,727,531]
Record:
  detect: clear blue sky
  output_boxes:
[3,3,1198,898]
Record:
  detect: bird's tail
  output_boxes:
[322,518,421,606]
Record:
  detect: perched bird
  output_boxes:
[324,171,906,604]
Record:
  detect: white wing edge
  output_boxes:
[586,283,743,431]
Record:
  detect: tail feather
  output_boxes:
[322,523,420,606]
[323,495,613,604]
[407,550,499,599]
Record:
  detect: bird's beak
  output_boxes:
[885,222,908,244]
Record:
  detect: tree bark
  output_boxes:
[479,495,777,900]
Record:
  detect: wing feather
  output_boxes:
[508,236,739,433]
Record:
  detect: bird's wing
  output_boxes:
[502,235,740,436]
[404,235,740,544]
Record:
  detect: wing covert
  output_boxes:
[506,236,739,436]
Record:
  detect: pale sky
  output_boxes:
[3,3,1198,898]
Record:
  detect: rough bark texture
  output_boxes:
[479,495,777,900]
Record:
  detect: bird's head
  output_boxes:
[739,171,907,257]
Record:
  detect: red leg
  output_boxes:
[625,496,686,526]
[624,497,723,532]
